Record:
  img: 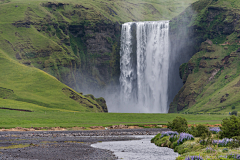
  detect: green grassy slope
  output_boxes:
[169,0,240,113]
[0,49,104,112]
[0,0,197,23]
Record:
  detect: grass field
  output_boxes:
[0,107,230,128]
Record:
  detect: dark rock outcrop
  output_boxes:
[62,88,107,112]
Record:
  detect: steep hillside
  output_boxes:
[0,49,106,112]
[0,0,197,96]
[169,0,240,113]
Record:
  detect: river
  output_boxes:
[92,135,178,160]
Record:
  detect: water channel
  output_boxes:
[92,135,178,160]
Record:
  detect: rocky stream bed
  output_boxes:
[0,128,175,160]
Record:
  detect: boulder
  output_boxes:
[206,39,213,45]
[230,52,237,57]
[220,96,226,103]
[207,46,215,52]
[15,53,22,60]
[199,60,207,68]
[237,48,240,52]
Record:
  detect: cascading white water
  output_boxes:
[119,21,169,113]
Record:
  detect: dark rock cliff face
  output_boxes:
[168,0,240,113]
[63,22,121,94]
[15,20,121,96]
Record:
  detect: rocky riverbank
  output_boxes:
[0,128,170,160]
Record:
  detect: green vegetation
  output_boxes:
[170,0,240,114]
[152,116,240,160]
[167,117,188,133]
[0,49,104,113]
[220,116,240,138]
[0,109,230,128]
[194,124,210,137]
[0,144,30,150]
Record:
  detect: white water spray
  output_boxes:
[119,21,169,113]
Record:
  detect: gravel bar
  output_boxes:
[0,128,170,160]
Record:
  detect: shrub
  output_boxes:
[187,126,198,136]
[169,135,179,142]
[195,124,210,137]
[229,136,240,149]
[231,110,238,116]
[232,106,236,109]
[167,117,188,133]
[206,147,215,153]
[151,133,161,143]
[222,148,228,153]
[199,132,213,146]
[220,115,240,138]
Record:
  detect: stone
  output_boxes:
[15,53,22,60]
[22,61,31,65]
[220,96,226,103]
[230,52,237,57]
[207,46,215,52]
[199,60,207,68]
[237,48,240,52]
[205,39,213,45]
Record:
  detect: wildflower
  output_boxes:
[177,133,194,145]
[206,147,215,153]
[185,155,203,160]
[160,131,178,138]
[209,127,221,134]
[212,138,233,147]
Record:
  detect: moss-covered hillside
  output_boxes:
[169,0,240,113]
[0,48,106,112]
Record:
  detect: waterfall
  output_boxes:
[119,21,169,113]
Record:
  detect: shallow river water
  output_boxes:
[91,135,179,160]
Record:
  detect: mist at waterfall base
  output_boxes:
[78,13,196,113]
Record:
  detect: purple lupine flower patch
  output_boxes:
[212,138,233,147]
[185,155,203,160]
[160,131,178,138]
[206,147,215,153]
[177,133,194,145]
[209,127,221,134]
